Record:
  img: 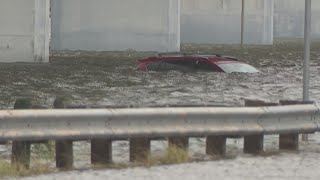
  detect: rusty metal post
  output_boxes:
[206,136,226,157]
[168,137,189,150]
[11,98,32,169]
[279,134,299,150]
[54,97,73,169]
[91,139,112,165]
[129,137,150,162]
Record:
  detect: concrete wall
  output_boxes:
[0,0,34,62]
[34,0,51,62]
[181,0,273,44]
[51,0,180,52]
[274,0,320,38]
[0,0,50,63]
[5,0,320,62]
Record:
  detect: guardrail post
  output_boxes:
[168,137,189,151]
[244,135,264,154]
[54,97,73,169]
[130,137,150,162]
[279,134,299,150]
[91,139,112,165]
[0,141,7,145]
[280,100,313,142]
[243,99,278,154]
[278,100,307,149]
[206,136,226,157]
[11,98,32,169]
[56,140,73,169]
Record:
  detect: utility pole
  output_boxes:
[241,0,245,47]
[302,0,311,141]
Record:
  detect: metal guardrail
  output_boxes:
[0,103,319,141]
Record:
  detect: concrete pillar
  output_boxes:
[91,139,112,165]
[129,137,151,163]
[11,99,32,169]
[206,136,226,157]
[34,0,50,62]
[167,0,180,52]
[262,0,274,44]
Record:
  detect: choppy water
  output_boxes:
[1,39,320,109]
[1,39,320,178]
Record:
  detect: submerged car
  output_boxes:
[137,53,259,73]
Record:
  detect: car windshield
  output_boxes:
[217,62,259,73]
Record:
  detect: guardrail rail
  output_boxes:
[0,98,318,169]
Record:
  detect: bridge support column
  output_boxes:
[34,0,50,62]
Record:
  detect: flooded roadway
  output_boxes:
[1,39,320,109]
[1,39,320,179]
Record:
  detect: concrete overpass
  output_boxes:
[0,0,315,63]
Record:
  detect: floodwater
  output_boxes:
[1,39,320,109]
[1,39,320,179]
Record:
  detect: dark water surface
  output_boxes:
[1,39,320,109]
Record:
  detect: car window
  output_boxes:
[147,59,215,72]
[167,59,196,68]
[195,61,216,71]
[146,60,187,71]
[217,63,259,73]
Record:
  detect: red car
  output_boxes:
[137,53,259,73]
